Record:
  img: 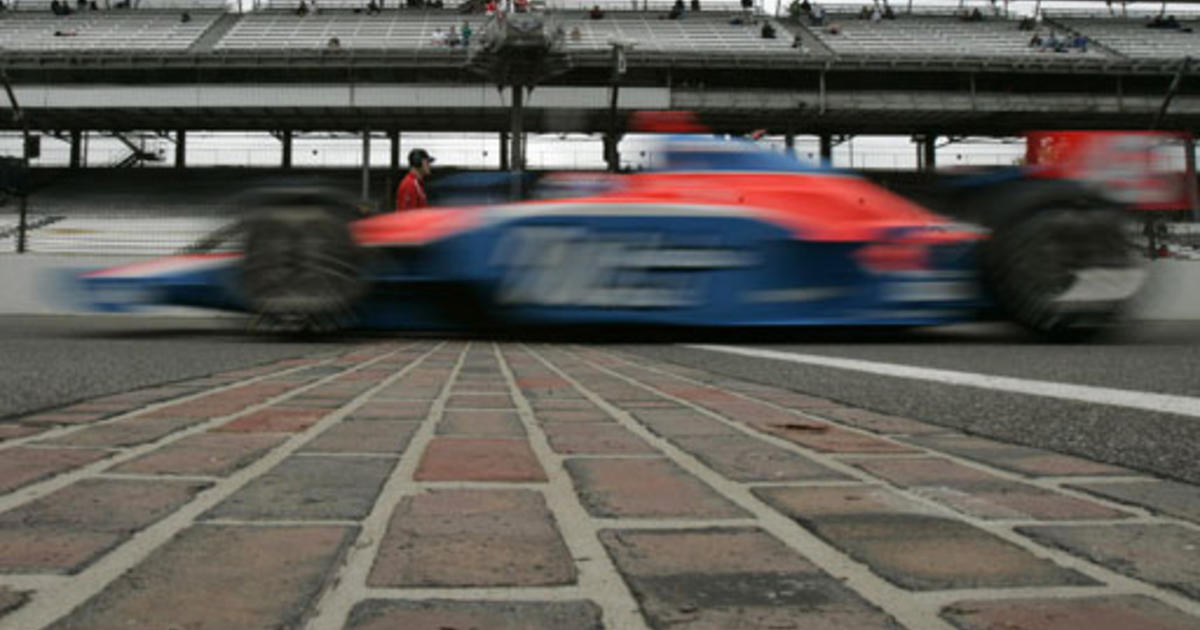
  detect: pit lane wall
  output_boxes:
[1,253,1198,321]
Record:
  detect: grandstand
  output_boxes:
[1050,15,1199,58]
[0,10,220,51]
[797,13,1113,58]
[1,0,1198,253]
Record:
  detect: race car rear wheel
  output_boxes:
[240,204,365,334]
[983,193,1142,342]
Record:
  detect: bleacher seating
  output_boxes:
[213,11,484,50]
[0,10,219,51]
[214,10,792,53]
[1054,17,1198,59]
[803,14,1112,59]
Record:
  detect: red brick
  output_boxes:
[347,600,602,630]
[18,411,109,426]
[904,434,1127,477]
[0,479,209,573]
[438,410,525,437]
[530,398,597,411]
[212,407,327,433]
[915,484,1130,521]
[541,423,657,455]
[759,423,917,453]
[630,408,741,438]
[205,456,396,521]
[854,457,1007,487]
[303,420,420,453]
[941,595,1200,630]
[0,447,110,494]
[566,458,746,519]
[112,433,286,477]
[814,408,944,435]
[854,458,1129,521]
[756,486,1095,591]
[47,524,355,630]
[352,400,433,420]
[600,528,901,630]
[1070,480,1200,524]
[446,394,515,409]
[533,409,612,423]
[42,417,202,448]
[1018,524,1200,600]
[0,424,44,442]
[368,489,575,587]
[672,435,850,482]
[0,530,121,574]
[415,438,546,482]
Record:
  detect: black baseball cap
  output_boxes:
[408,148,436,168]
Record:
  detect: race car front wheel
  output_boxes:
[240,205,366,334]
[983,199,1143,342]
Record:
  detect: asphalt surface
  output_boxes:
[0,315,352,419]
[615,322,1200,484]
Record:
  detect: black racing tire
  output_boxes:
[240,204,366,334]
[978,181,1143,342]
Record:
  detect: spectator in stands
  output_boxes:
[870,5,880,21]
[514,0,527,12]
[760,21,775,38]
[570,24,581,39]
[75,0,85,10]
[396,149,434,212]
[296,0,309,15]
[1071,33,1087,51]
[589,4,603,18]
[1018,16,1035,30]
[669,0,684,19]
[181,10,190,21]
[461,21,472,45]
[367,0,381,13]
[1028,32,1042,47]
[740,0,753,16]
[114,0,130,8]
[791,34,805,51]
[691,0,699,12]
[51,0,71,15]
[327,36,341,49]
[857,5,869,19]
[883,3,894,19]
[54,29,79,36]
[809,4,825,26]
[486,0,497,14]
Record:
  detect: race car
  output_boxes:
[73,133,1144,340]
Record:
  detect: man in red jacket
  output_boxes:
[395,148,434,212]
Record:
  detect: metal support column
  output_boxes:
[174,129,186,169]
[603,135,621,172]
[784,133,796,157]
[281,130,293,168]
[510,85,525,172]
[500,131,510,171]
[818,134,833,165]
[1186,135,1198,222]
[69,130,83,169]
[361,128,371,201]
[389,129,400,171]
[922,134,937,171]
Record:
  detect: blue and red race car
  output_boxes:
[75,134,1144,340]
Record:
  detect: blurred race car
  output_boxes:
[74,134,1144,340]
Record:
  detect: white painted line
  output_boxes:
[688,344,1200,418]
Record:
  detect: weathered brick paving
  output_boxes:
[0,341,1198,629]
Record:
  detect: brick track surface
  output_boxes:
[0,341,1198,629]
